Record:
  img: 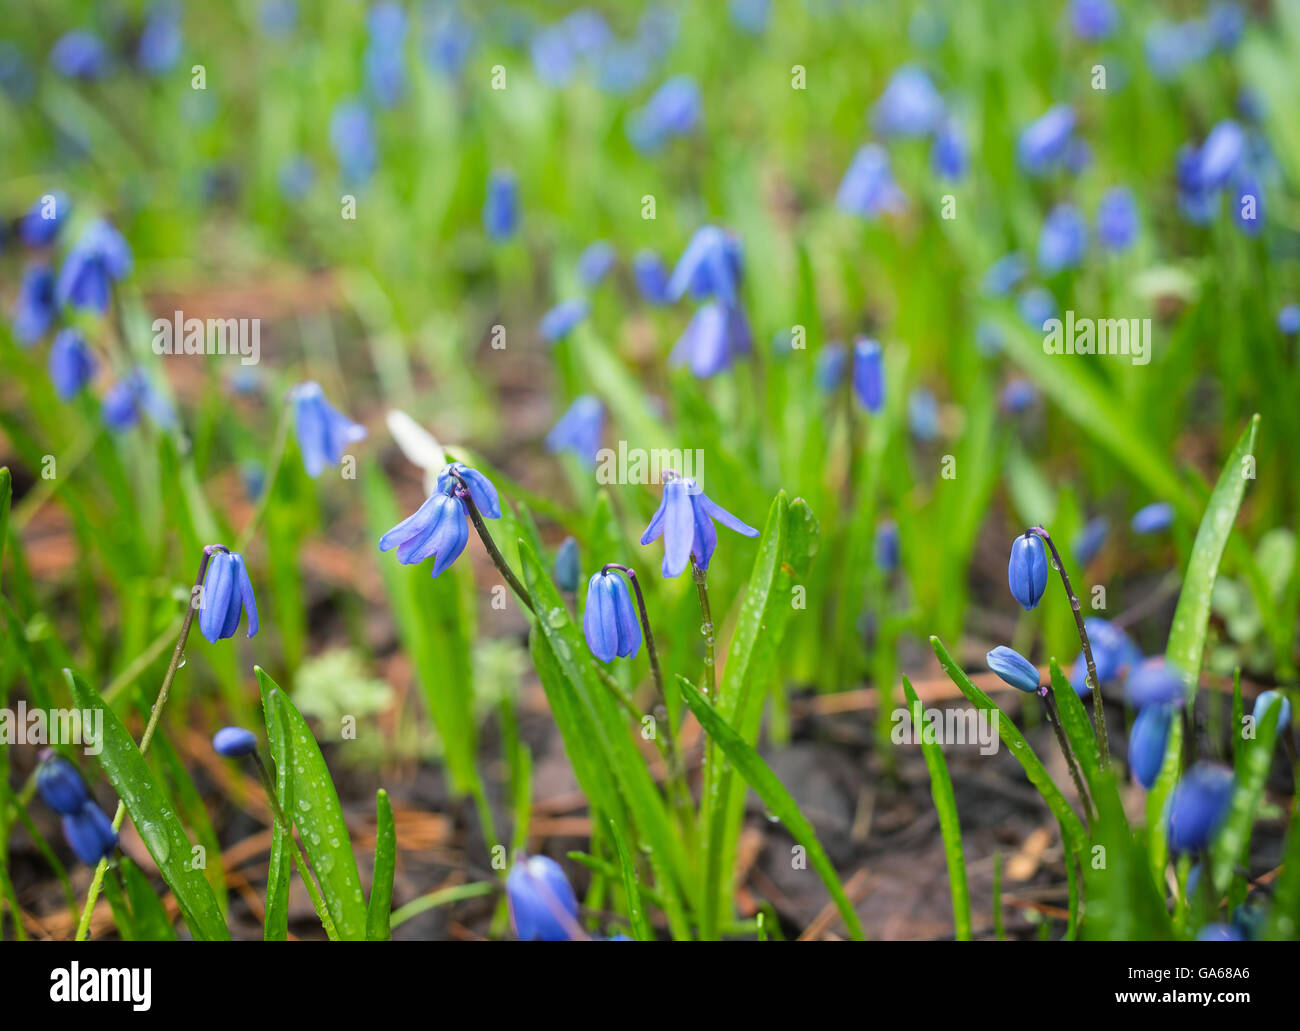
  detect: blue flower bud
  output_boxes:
[633,250,670,304]
[577,241,616,288]
[507,854,580,941]
[999,377,1037,414]
[1196,922,1243,941]
[48,329,97,400]
[18,191,70,246]
[62,800,118,865]
[57,220,132,315]
[1017,286,1057,329]
[1069,0,1119,41]
[1252,690,1292,733]
[836,144,907,218]
[546,396,604,466]
[1167,763,1234,854]
[729,0,771,35]
[138,4,183,75]
[329,100,377,185]
[1072,516,1109,565]
[641,477,759,577]
[986,645,1041,693]
[666,226,743,305]
[212,726,259,758]
[1127,660,1186,708]
[199,550,259,643]
[852,337,884,413]
[872,66,944,138]
[1277,305,1300,335]
[1007,534,1048,610]
[982,253,1027,297]
[289,381,367,477]
[1069,617,1142,695]
[1017,105,1076,175]
[874,519,900,572]
[931,121,968,181]
[539,298,590,343]
[584,570,642,663]
[1129,702,1174,789]
[379,488,470,578]
[1037,203,1088,275]
[11,264,57,344]
[50,31,108,79]
[37,755,91,815]
[628,76,701,152]
[1131,501,1174,535]
[435,462,501,519]
[1096,186,1138,251]
[670,302,753,379]
[554,537,580,593]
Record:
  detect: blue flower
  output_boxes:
[18,192,70,247]
[554,537,580,593]
[1069,617,1141,695]
[729,0,771,35]
[874,519,900,572]
[629,76,701,151]
[872,65,944,138]
[1008,534,1048,610]
[908,386,939,441]
[666,226,743,305]
[1127,660,1186,708]
[584,570,642,662]
[11,264,57,344]
[101,369,175,431]
[1131,501,1174,534]
[986,645,1041,694]
[62,801,118,865]
[50,31,108,79]
[546,395,604,465]
[1196,922,1243,941]
[289,382,367,477]
[212,726,259,758]
[577,241,616,288]
[1145,20,1214,80]
[329,100,377,186]
[1208,2,1245,50]
[1018,105,1076,175]
[1167,763,1234,854]
[1017,286,1057,329]
[852,338,884,413]
[633,250,671,304]
[670,303,752,379]
[199,549,259,643]
[641,476,758,577]
[531,25,576,87]
[564,9,613,57]
[1253,690,1292,733]
[1072,516,1109,565]
[379,487,470,577]
[48,329,97,400]
[1096,187,1138,251]
[1194,121,1246,191]
[364,2,407,107]
[982,253,1028,297]
[37,755,91,815]
[57,220,132,314]
[540,298,590,343]
[483,170,518,241]
[423,8,474,79]
[816,342,847,392]
[931,121,967,181]
[836,144,907,218]
[138,4,183,75]
[999,377,1037,413]
[1129,702,1174,789]
[1069,0,1119,40]
[507,854,580,941]
[435,462,501,518]
[1037,203,1087,275]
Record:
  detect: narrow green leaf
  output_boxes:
[367,789,396,941]
[259,673,292,942]
[1210,701,1282,896]
[607,818,654,941]
[121,857,177,941]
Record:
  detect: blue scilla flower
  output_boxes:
[37,754,91,815]
[1194,121,1246,191]
[50,31,108,79]
[1196,922,1243,941]
[852,338,884,413]
[18,192,70,247]
[836,144,907,219]
[874,519,900,572]
[584,570,642,662]
[908,386,939,441]
[1073,515,1109,565]
[1168,763,1234,854]
[1017,105,1076,176]
[1208,2,1245,50]
[101,369,175,431]
[1037,204,1087,275]
[633,250,670,304]
[1127,660,1186,708]
[367,1,406,44]
[987,645,1041,694]
[1008,533,1048,610]
[1069,0,1119,41]
[729,0,771,35]
[1096,187,1138,251]
[483,170,518,241]
[666,226,743,306]
[1145,20,1214,80]
[365,44,406,108]
[816,342,848,392]
[329,100,377,186]
[565,9,612,57]
[507,854,580,941]
[424,8,474,79]
[1131,501,1174,535]
[546,395,604,465]
[1129,702,1174,789]
[577,241,616,288]
[48,329,97,400]
[931,121,968,181]
[1253,690,1292,733]
[212,726,259,758]
[999,377,1037,414]
[540,298,590,343]
[872,65,944,138]
[435,462,501,519]
[289,382,367,477]
[1277,305,1300,335]
[11,264,57,344]
[670,303,752,379]
[531,24,576,87]
[379,488,470,578]
[628,76,701,152]
[554,537,580,593]
[1069,617,1141,695]
[199,549,259,643]
[641,475,758,578]
[62,800,118,865]
[58,220,132,314]
[138,3,183,75]
[982,253,1027,297]
[1017,286,1057,329]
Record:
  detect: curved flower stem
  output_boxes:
[1039,689,1094,824]
[449,473,533,613]
[76,545,220,941]
[1027,526,1110,769]
[691,559,716,699]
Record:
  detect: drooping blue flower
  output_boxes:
[815,342,848,392]
[1129,702,1174,789]
[531,24,576,87]
[987,645,1041,694]
[874,519,899,572]
[1127,659,1186,708]
[1017,105,1076,175]
[435,462,501,519]
[641,475,759,577]
[37,755,91,815]
[57,220,132,314]
[507,854,580,941]
[423,7,474,78]
[836,144,907,218]
[329,100,378,186]
[11,264,57,344]
[628,76,701,151]
[18,192,70,247]
[1131,501,1174,535]
[1277,305,1300,335]
[483,170,518,241]
[48,329,97,400]
[546,395,605,465]
[1017,286,1058,329]
[138,3,183,75]
[908,386,939,441]
[1176,143,1218,224]
[364,2,407,107]
[931,121,967,181]
[1073,516,1109,565]
[1208,2,1245,50]
[62,801,118,865]
[101,369,175,431]
[289,381,367,477]
[554,537,580,593]
[577,241,616,288]
[633,250,671,304]
[729,0,771,35]
[1069,617,1142,695]
[1096,186,1138,251]
[1007,533,1048,610]
[212,726,259,758]
[1252,690,1292,733]
[1069,0,1119,41]
[378,487,470,578]
[670,303,752,379]
[1195,121,1246,191]
[666,226,743,305]
[50,31,108,79]
[1037,203,1087,275]
[1167,763,1234,854]
[850,337,883,413]
[982,253,1028,297]
[872,65,944,138]
[1145,20,1214,80]
[540,298,590,343]
[584,570,642,662]
[999,377,1037,414]
[199,549,259,643]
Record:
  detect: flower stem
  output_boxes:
[450,472,533,613]
[1039,689,1093,824]
[1027,526,1110,769]
[234,402,291,553]
[691,559,716,698]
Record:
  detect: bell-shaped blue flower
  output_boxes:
[641,476,759,577]
[1037,203,1087,275]
[1194,120,1246,190]
[872,65,944,138]
[11,264,57,344]
[62,800,118,865]
[483,169,518,241]
[546,395,604,465]
[379,488,470,578]
[1167,763,1234,854]
[329,100,377,186]
[424,7,475,79]
[852,338,884,413]
[816,342,848,393]
[666,226,743,305]
[199,549,259,643]
[213,726,259,758]
[836,145,907,218]
[1129,702,1174,789]
[628,75,700,152]
[1007,534,1048,610]
[633,250,670,304]
[1131,501,1174,535]
[1096,186,1138,251]
[1069,0,1119,40]
[1278,305,1300,335]
[670,303,752,379]
[1072,516,1109,565]
[539,298,589,343]
[435,462,501,518]
[101,368,176,432]
[584,570,642,663]
[554,536,580,593]
[57,220,132,314]
[1017,105,1076,175]
[1127,660,1186,708]
[289,381,367,477]
[48,329,97,400]
[1253,690,1292,733]
[364,2,407,107]
[507,853,580,941]
[931,121,968,181]
[138,3,183,74]
[999,377,1037,414]
[18,192,70,246]
[37,754,91,815]
[986,645,1041,693]
[577,241,616,288]
[50,31,108,79]
[1069,617,1142,695]
[874,518,900,572]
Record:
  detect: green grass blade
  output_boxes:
[1210,701,1282,897]
[607,818,654,941]
[259,672,293,942]
[367,789,396,941]
[121,857,177,941]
